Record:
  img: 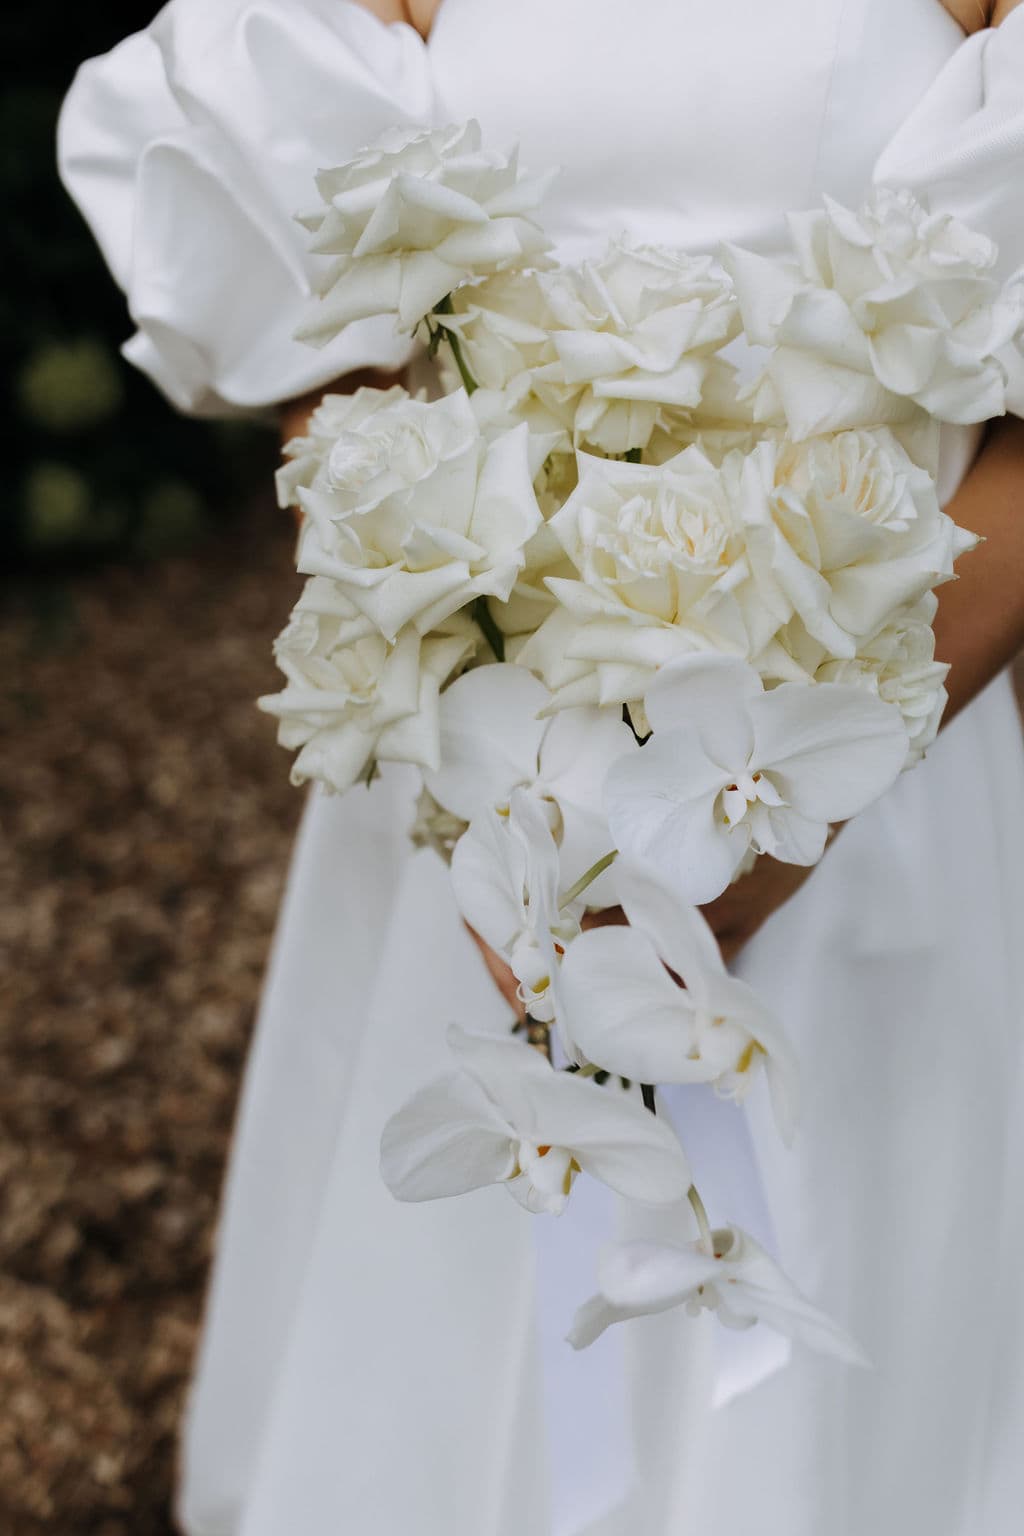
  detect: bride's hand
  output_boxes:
[465,924,522,1013]
[469,854,829,1007]
[582,856,818,964]
[465,853,818,1016]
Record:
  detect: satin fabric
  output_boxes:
[58,3,1024,1533]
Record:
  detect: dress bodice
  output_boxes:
[57,0,1024,414]
[429,0,963,258]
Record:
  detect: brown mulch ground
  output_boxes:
[0,504,303,1536]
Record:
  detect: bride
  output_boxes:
[60,1,1024,1532]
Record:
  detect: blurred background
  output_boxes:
[1,5,301,1532]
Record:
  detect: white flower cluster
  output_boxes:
[725,188,1024,439]
[262,121,1010,1372]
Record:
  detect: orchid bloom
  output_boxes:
[380,1024,692,1216]
[556,861,798,1142]
[426,664,635,904]
[606,653,908,905]
[450,789,584,1023]
[568,1226,867,1364]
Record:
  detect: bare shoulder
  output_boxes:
[347,0,409,24]
[937,0,1020,31]
[404,0,446,37]
[346,0,444,37]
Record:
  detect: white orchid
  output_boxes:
[557,861,798,1142]
[450,789,583,1023]
[530,241,740,455]
[380,1023,692,1216]
[568,1227,867,1363]
[295,390,545,641]
[258,577,474,791]
[297,120,555,341]
[425,664,634,903]
[606,653,909,904]
[724,188,1024,439]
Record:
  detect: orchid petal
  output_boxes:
[426,664,548,821]
[606,738,748,906]
[558,927,712,1084]
[449,1025,691,1203]
[615,860,725,992]
[380,1070,516,1202]
[750,683,908,822]
[450,812,525,954]
[642,654,762,770]
[599,1239,722,1311]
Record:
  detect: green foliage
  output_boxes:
[2,6,275,570]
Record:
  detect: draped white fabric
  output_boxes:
[58,3,1024,1533]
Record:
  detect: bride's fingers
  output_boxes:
[581,905,628,931]
[464,923,522,1013]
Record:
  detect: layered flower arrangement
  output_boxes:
[261,121,1023,1361]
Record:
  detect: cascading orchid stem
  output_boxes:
[560,850,618,909]
[687,1183,714,1252]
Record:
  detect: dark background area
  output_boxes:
[1,6,301,1532]
[2,2,272,571]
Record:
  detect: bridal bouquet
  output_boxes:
[261,121,1022,1358]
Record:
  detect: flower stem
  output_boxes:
[560,850,618,908]
[432,295,479,395]
[472,597,505,662]
[624,447,642,464]
[687,1183,714,1250]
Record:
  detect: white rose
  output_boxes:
[745,427,976,659]
[294,389,546,641]
[815,597,948,766]
[436,268,558,394]
[276,383,410,509]
[520,446,777,710]
[259,576,474,792]
[530,241,740,454]
[492,452,579,643]
[725,188,1024,438]
[296,120,555,342]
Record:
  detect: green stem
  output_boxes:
[560,849,618,908]
[624,447,642,464]
[687,1183,714,1251]
[472,597,505,662]
[432,295,478,395]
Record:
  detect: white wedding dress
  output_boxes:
[60,3,1024,1533]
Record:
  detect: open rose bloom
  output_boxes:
[261,120,1015,1379]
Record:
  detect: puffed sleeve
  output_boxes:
[874,8,1024,413]
[57,0,436,417]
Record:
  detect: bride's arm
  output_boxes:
[698,417,1024,960]
[940,0,1021,29]
[934,418,1024,721]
